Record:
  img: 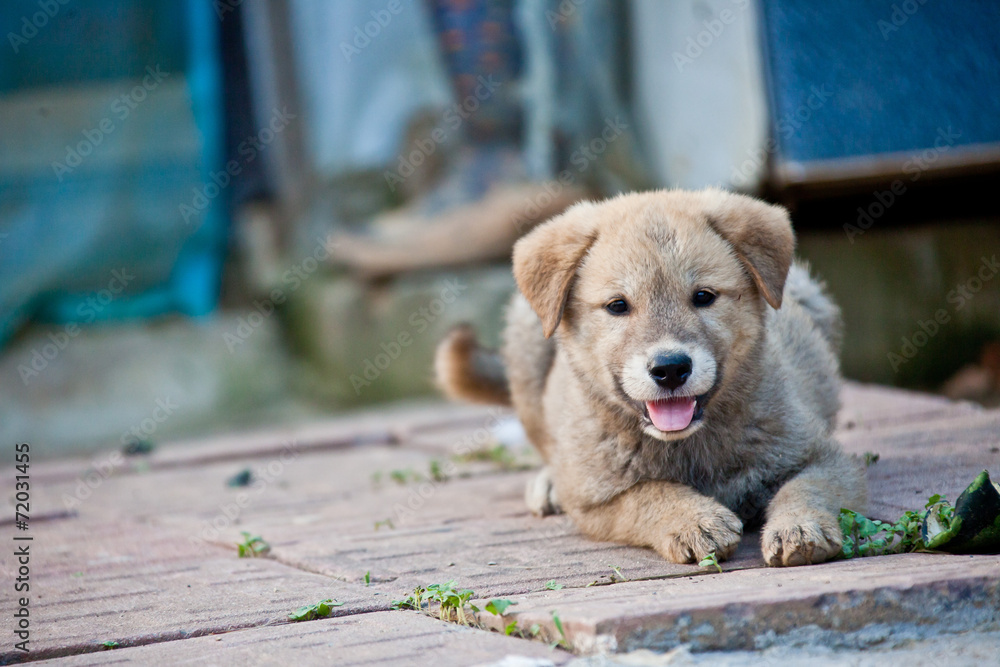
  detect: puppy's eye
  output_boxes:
[605,298,630,315]
[692,290,716,307]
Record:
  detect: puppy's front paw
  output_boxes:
[658,505,743,564]
[762,511,842,566]
[525,467,562,516]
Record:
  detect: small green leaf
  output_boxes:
[551,611,568,647]
[364,571,371,586]
[505,620,518,636]
[485,599,516,615]
[429,459,448,482]
[288,598,343,622]
[698,552,722,573]
[236,532,270,558]
[288,606,312,621]
[544,580,564,590]
[101,641,119,650]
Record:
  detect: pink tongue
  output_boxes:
[646,398,697,432]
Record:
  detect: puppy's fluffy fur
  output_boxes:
[436,189,867,566]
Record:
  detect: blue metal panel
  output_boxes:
[760,0,1000,162]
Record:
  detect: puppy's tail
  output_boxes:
[434,325,511,406]
[786,261,843,352]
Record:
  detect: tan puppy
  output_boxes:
[436,189,867,566]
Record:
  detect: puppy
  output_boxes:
[436,189,867,566]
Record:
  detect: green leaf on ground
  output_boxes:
[551,611,569,648]
[485,599,516,615]
[236,532,270,558]
[698,552,722,573]
[288,599,344,622]
[840,469,1000,558]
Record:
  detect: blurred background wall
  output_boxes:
[2,0,998,458]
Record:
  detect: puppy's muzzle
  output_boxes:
[648,352,692,391]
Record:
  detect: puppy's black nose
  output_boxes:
[648,353,692,390]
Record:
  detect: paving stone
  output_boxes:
[567,630,1000,666]
[837,381,983,432]
[4,384,999,663]
[34,611,571,667]
[16,449,762,600]
[471,552,1000,654]
[0,517,374,664]
[840,409,1000,455]
[839,409,1000,519]
[252,476,767,598]
[863,452,1000,520]
[18,401,492,486]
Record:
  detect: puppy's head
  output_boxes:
[513,189,794,441]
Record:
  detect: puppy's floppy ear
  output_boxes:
[705,191,795,309]
[512,201,599,338]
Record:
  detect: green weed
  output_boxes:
[698,552,722,573]
[839,494,950,558]
[236,532,270,558]
[551,611,570,648]
[288,599,344,622]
